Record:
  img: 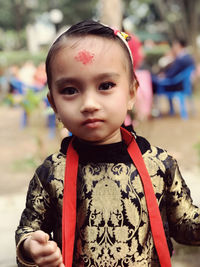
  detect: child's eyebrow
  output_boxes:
[54,73,120,87]
[96,72,120,80]
[54,77,79,87]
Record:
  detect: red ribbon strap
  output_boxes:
[121,127,171,267]
[62,128,171,267]
[62,138,79,266]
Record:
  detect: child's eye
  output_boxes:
[61,87,78,95]
[99,82,115,91]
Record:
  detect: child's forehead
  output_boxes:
[60,35,124,56]
[51,35,131,76]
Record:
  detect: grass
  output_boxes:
[11,155,39,172]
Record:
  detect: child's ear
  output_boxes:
[128,83,137,110]
[128,93,135,110]
[47,92,57,113]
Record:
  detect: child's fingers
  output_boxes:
[26,233,53,261]
[24,232,63,266]
[32,230,49,244]
[35,244,63,267]
[33,240,57,258]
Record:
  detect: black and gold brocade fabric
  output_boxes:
[15,135,200,267]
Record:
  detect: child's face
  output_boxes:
[48,35,135,145]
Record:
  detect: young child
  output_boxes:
[15,20,200,267]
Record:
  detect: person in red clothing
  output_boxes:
[127,33,144,70]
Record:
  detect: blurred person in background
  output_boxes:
[153,38,196,92]
[163,39,195,79]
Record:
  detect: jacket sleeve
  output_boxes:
[15,158,54,266]
[166,158,200,245]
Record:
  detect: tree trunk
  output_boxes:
[154,0,200,58]
[99,0,123,29]
[185,0,200,58]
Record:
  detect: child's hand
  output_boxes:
[23,230,64,267]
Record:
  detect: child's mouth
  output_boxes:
[82,119,103,128]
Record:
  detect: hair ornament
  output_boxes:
[113,29,129,40]
[113,29,133,65]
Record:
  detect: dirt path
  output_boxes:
[0,96,200,266]
[135,97,200,267]
[136,97,200,206]
[0,106,58,266]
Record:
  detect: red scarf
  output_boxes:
[62,127,171,267]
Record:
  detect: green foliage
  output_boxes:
[4,87,48,116]
[0,0,99,51]
[20,89,44,114]
[0,29,27,51]
[0,0,31,31]
[0,0,98,31]
[0,50,47,69]
[58,0,98,25]
[0,1,19,30]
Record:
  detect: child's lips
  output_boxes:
[82,118,104,128]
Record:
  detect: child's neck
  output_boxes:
[76,137,122,146]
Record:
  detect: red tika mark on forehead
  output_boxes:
[74,50,94,65]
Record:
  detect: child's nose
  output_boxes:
[80,91,100,113]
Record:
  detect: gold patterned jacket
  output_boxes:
[15,134,200,267]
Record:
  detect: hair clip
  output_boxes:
[113,29,129,41]
[113,29,133,64]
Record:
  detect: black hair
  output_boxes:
[174,38,187,48]
[61,19,115,38]
[46,19,135,90]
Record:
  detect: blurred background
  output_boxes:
[0,0,200,266]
